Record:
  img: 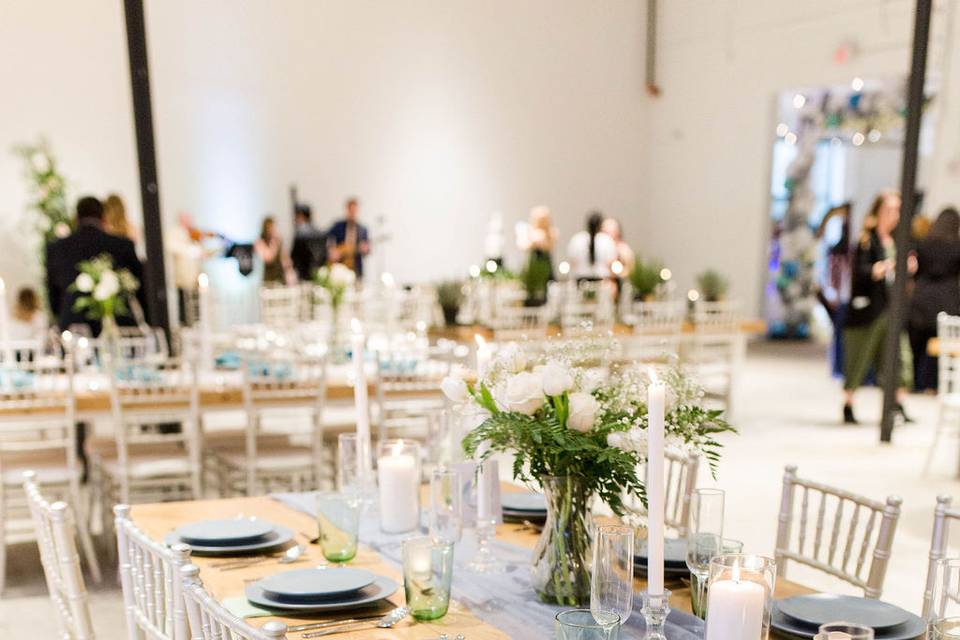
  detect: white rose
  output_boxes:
[503,371,543,415]
[32,151,49,173]
[37,215,52,232]
[54,222,70,238]
[100,270,119,295]
[440,375,470,404]
[75,272,94,293]
[537,361,574,397]
[330,263,355,287]
[567,392,599,432]
[93,282,111,301]
[498,342,527,374]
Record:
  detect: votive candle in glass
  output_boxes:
[704,554,776,640]
[377,439,420,533]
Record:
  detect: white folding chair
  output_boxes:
[560,280,616,335]
[180,564,287,639]
[210,354,328,496]
[258,286,302,327]
[375,344,454,445]
[23,471,95,640]
[0,352,100,593]
[923,495,960,618]
[492,306,548,342]
[774,465,901,599]
[927,313,960,473]
[114,504,192,640]
[92,358,201,535]
[620,300,685,363]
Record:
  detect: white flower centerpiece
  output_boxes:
[314,263,356,361]
[70,253,140,366]
[443,341,734,606]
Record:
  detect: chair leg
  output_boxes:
[925,405,947,475]
[0,482,7,596]
[70,487,102,584]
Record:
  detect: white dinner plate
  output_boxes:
[501,492,547,513]
[259,567,376,602]
[176,518,275,546]
[165,526,294,556]
[245,574,398,612]
[635,537,688,566]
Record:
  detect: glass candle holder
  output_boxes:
[931,617,960,640]
[377,439,421,533]
[316,492,362,562]
[555,609,621,640]
[402,536,454,621]
[704,554,777,640]
[815,622,875,640]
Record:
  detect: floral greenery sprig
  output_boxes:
[69,254,139,322]
[444,342,736,515]
[13,138,72,243]
[314,263,355,310]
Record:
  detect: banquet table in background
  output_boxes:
[130,486,814,639]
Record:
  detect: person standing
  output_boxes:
[102,193,140,247]
[45,196,145,334]
[909,207,960,392]
[328,197,370,280]
[254,216,294,285]
[10,287,48,341]
[841,190,916,424]
[602,217,636,275]
[290,204,327,281]
[566,211,617,282]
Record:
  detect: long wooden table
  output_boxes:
[434,320,767,343]
[131,492,812,638]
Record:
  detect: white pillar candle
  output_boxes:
[377,443,419,533]
[474,334,492,378]
[0,278,12,364]
[351,319,373,487]
[197,273,212,370]
[646,370,666,595]
[704,569,765,640]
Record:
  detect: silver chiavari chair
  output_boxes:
[258,286,302,327]
[23,471,95,640]
[92,358,201,539]
[0,348,100,593]
[114,504,192,640]
[774,465,902,599]
[180,564,287,640]
[491,306,549,342]
[626,451,700,537]
[560,280,616,335]
[923,495,960,618]
[927,313,960,473]
[210,354,328,496]
[375,344,455,445]
[620,300,685,364]
[686,299,743,419]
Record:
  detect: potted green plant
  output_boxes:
[696,269,729,302]
[521,253,552,306]
[628,258,665,301]
[436,280,464,326]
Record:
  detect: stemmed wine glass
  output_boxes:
[686,488,725,619]
[591,524,635,629]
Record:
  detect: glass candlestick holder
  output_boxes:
[641,590,671,640]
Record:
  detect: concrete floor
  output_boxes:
[1,340,957,635]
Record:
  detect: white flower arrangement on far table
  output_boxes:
[69,253,139,323]
[314,263,356,311]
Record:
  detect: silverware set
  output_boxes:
[299,606,410,637]
[211,544,308,571]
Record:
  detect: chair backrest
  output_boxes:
[627,451,700,536]
[109,357,200,502]
[923,495,960,618]
[23,471,95,640]
[774,465,901,598]
[628,300,685,335]
[258,286,302,327]
[938,313,960,398]
[692,300,741,333]
[560,280,616,334]
[492,306,548,341]
[180,565,287,639]
[114,504,192,640]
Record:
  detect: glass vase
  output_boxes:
[531,475,593,606]
[99,314,122,372]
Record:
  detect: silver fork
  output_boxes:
[301,606,409,638]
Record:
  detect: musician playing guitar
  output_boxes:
[328,196,370,279]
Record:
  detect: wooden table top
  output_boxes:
[131,491,812,638]
[435,319,766,343]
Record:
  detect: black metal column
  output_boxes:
[123,0,169,336]
[880,0,931,442]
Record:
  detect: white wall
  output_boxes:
[637,0,960,314]
[0,0,139,295]
[144,0,648,282]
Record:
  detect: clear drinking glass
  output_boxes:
[815,622,875,639]
[429,468,463,544]
[555,609,621,640]
[591,525,634,627]
[931,558,960,621]
[686,488,725,618]
[316,492,362,562]
[337,433,375,496]
[402,536,455,621]
[931,618,960,640]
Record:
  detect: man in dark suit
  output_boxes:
[290,204,327,281]
[45,195,146,335]
[327,197,370,280]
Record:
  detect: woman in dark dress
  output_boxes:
[842,190,916,424]
[909,207,960,392]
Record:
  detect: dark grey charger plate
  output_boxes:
[771,607,926,640]
[777,593,909,630]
